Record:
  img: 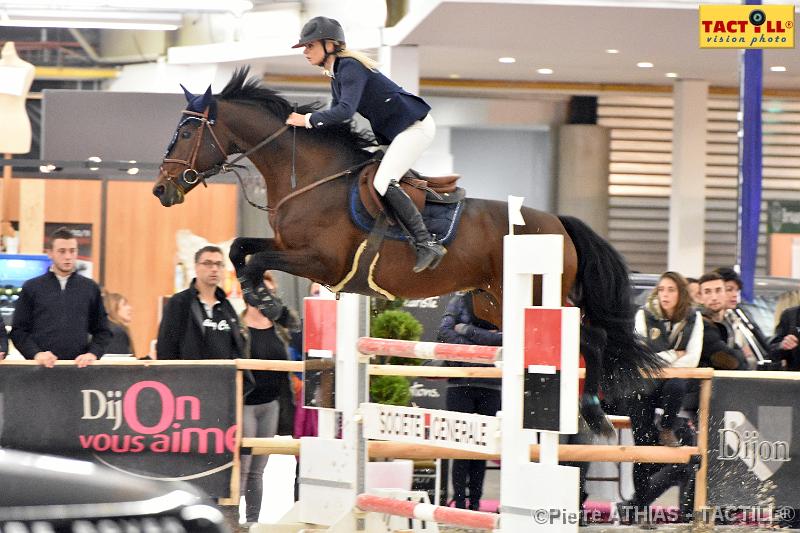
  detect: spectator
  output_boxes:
[156,245,244,360]
[714,267,770,365]
[239,271,298,524]
[634,271,703,445]
[622,272,703,519]
[697,272,748,370]
[769,305,800,370]
[0,314,7,359]
[103,292,135,355]
[437,291,501,511]
[10,227,111,368]
[685,277,703,305]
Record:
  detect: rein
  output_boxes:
[162,107,378,220]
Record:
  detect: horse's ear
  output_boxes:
[199,85,213,110]
[180,84,194,103]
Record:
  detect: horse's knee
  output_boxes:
[230,238,248,265]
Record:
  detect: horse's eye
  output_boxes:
[181,130,192,139]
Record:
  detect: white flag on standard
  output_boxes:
[508,195,526,234]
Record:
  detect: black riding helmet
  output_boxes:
[291,16,346,48]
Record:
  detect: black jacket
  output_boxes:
[156,280,244,360]
[0,314,7,354]
[437,292,501,390]
[10,271,111,359]
[699,312,748,370]
[769,305,800,370]
[309,57,431,145]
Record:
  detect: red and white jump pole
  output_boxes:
[356,337,501,364]
[356,493,499,531]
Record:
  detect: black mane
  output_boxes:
[218,67,376,151]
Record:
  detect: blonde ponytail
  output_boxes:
[336,48,379,71]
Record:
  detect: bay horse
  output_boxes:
[153,68,661,434]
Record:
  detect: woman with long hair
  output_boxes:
[103,292,134,355]
[621,271,703,519]
[239,271,297,524]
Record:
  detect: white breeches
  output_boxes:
[373,114,436,195]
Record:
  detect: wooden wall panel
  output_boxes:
[4,178,102,259]
[104,181,238,358]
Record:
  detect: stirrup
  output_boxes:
[412,241,446,273]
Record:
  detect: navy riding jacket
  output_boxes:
[309,57,431,145]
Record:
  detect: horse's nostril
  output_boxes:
[153,184,165,197]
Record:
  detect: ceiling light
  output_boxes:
[606,49,619,54]
[636,62,654,68]
[498,57,516,64]
[770,66,787,72]
[127,168,140,175]
[537,68,553,75]
[665,72,678,78]
[0,1,253,15]
[0,9,182,30]
[448,73,461,79]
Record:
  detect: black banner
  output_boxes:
[708,376,798,506]
[402,295,452,410]
[0,365,237,497]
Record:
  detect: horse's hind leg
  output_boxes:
[580,324,615,437]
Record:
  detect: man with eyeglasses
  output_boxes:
[156,245,244,360]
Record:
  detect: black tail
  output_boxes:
[558,215,663,398]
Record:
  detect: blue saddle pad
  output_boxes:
[349,181,464,245]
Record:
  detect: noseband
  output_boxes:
[160,108,289,196]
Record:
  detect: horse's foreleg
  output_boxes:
[229,237,288,319]
[580,325,615,437]
[230,240,334,318]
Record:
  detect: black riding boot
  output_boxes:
[383,180,446,273]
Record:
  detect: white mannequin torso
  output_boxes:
[0,42,35,154]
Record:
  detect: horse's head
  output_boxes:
[153,85,229,207]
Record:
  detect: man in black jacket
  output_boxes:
[769,305,800,370]
[156,245,244,360]
[698,272,748,370]
[10,227,111,368]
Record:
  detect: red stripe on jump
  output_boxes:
[433,505,499,530]
[524,308,562,369]
[356,337,500,363]
[356,494,418,518]
[304,299,337,352]
[356,494,499,530]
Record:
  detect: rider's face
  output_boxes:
[303,40,330,66]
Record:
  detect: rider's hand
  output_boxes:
[286,112,309,128]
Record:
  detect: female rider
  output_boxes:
[285,16,445,273]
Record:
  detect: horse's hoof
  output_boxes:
[580,394,616,437]
[239,276,284,320]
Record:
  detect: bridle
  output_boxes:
[160,105,379,218]
[160,107,289,198]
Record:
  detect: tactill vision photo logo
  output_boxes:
[718,407,792,481]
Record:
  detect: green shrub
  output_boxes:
[369,309,424,406]
[370,309,423,341]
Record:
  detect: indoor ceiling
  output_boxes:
[390,1,800,89]
[2,1,799,91]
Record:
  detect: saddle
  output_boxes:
[358,161,465,220]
